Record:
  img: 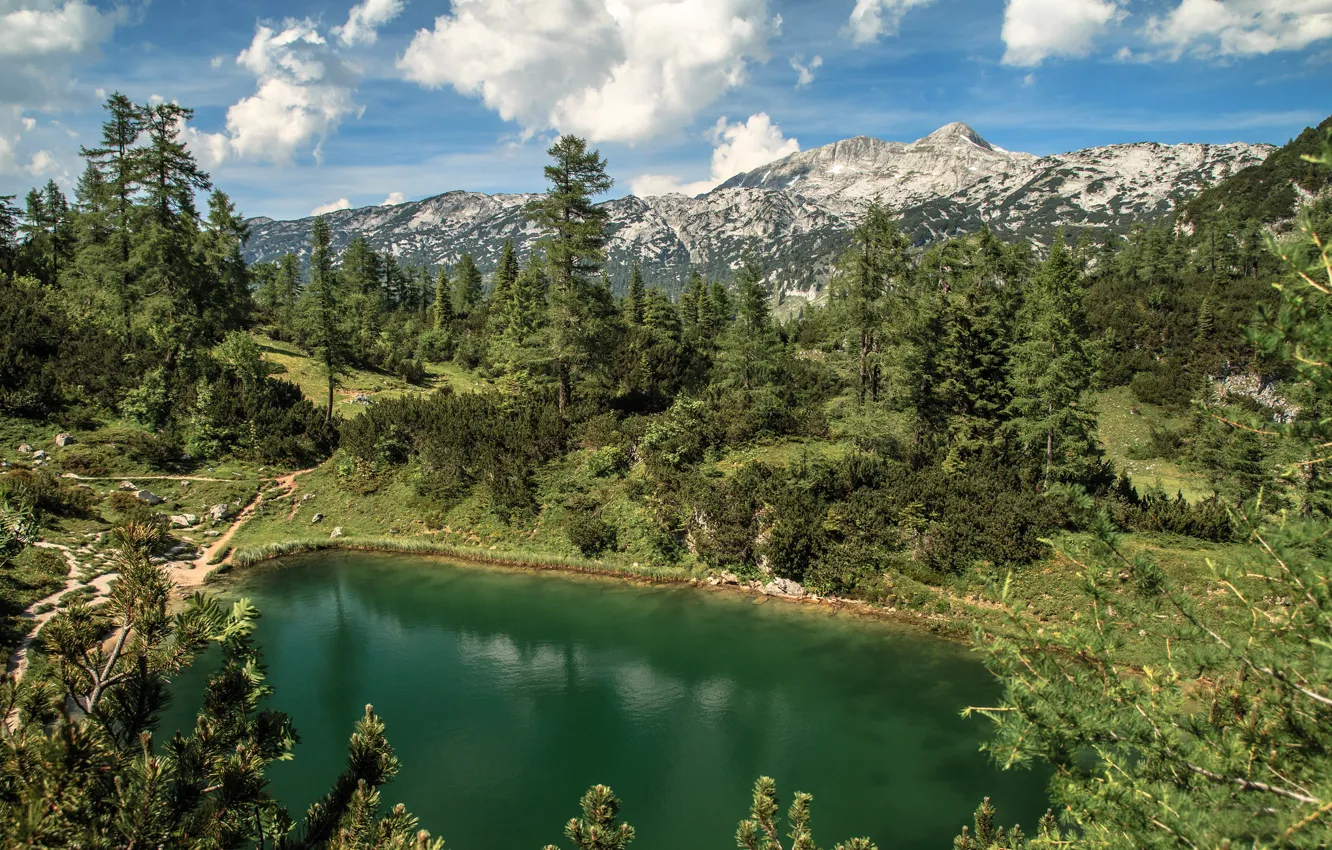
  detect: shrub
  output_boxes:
[566,513,617,557]
[585,446,629,478]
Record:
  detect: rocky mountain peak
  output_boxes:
[915,121,994,151]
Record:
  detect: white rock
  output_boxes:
[169,514,199,528]
[330,526,344,538]
[136,489,164,505]
[54,433,74,447]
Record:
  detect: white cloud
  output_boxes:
[311,197,352,215]
[0,135,16,174]
[25,149,56,176]
[210,55,225,69]
[791,54,823,87]
[1145,0,1332,58]
[398,0,779,143]
[845,0,934,45]
[1022,72,1037,85]
[0,0,116,59]
[381,191,405,205]
[631,112,799,197]
[333,0,405,46]
[20,117,35,130]
[1001,0,1125,65]
[185,18,364,168]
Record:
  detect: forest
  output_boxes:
[0,94,1330,848]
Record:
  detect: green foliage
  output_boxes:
[966,145,1332,849]
[736,776,876,850]
[566,510,618,557]
[544,785,635,850]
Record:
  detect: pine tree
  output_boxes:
[968,141,1332,850]
[836,202,909,403]
[717,257,779,390]
[626,262,646,325]
[680,269,705,329]
[432,266,453,330]
[0,194,18,279]
[301,215,353,421]
[452,252,483,316]
[487,240,519,336]
[736,777,876,850]
[80,92,142,337]
[523,135,614,411]
[543,785,635,850]
[1007,234,1099,486]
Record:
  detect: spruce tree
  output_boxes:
[433,266,453,330]
[452,252,483,316]
[836,202,909,403]
[626,262,646,325]
[523,135,613,411]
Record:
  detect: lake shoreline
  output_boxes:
[219,537,971,641]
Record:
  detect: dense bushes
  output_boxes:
[340,390,567,518]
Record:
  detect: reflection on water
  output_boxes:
[163,552,1051,850]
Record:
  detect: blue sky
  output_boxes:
[1,0,1328,220]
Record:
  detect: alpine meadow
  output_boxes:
[1,1,1331,848]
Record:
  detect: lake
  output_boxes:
[160,552,1050,850]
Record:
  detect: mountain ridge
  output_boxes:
[243,123,1276,299]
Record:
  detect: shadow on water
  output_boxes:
[163,551,1052,850]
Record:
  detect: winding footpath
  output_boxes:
[4,467,317,684]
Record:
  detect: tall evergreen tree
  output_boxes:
[433,265,453,330]
[626,262,646,325]
[523,135,614,411]
[1007,234,1100,485]
[301,216,352,421]
[80,92,141,337]
[836,202,910,403]
[452,252,483,316]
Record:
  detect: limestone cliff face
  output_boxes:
[244,124,1273,300]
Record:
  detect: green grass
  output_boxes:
[227,537,692,582]
[1096,386,1212,502]
[252,334,493,418]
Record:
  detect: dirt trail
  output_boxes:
[5,541,124,684]
[6,467,318,687]
[191,467,317,577]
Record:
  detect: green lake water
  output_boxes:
[160,552,1051,850]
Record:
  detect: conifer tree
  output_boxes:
[1006,234,1099,485]
[451,252,483,316]
[80,92,141,336]
[717,257,779,390]
[433,266,453,330]
[680,269,706,329]
[836,202,909,403]
[736,777,876,850]
[487,240,519,335]
[543,785,635,850]
[524,134,613,411]
[301,215,352,421]
[968,142,1332,849]
[626,262,646,325]
[0,194,18,278]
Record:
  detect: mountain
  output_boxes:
[243,123,1274,299]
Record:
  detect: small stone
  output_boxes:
[169,514,198,528]
[118,481,138,491]
[330,526,344,538]
[62,472,78,479]
[54,433,74,447]
[31,450,47,461]
[310,513,324,524]
[302,493,315,502]
[136,489,164,505]
[719,571,741,585]
[209,504,230,522]
[17,443,32,454]
[203,530,221,538]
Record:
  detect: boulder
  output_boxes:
[763,577,808,598]
[136,489,164,505]
[54,433,74,447]
[203,530,221,538]
[351,393,373,405]
[17,443,31,454]
[61,472,78,479]
[719,571,741,585]
[330,526,344,539]
[118,480,138,491]
[209,504,230,522]
[31,450,47,461]
[169,514,199,528]
[310,513,324,524]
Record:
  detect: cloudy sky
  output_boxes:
[1,0,1328,219]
